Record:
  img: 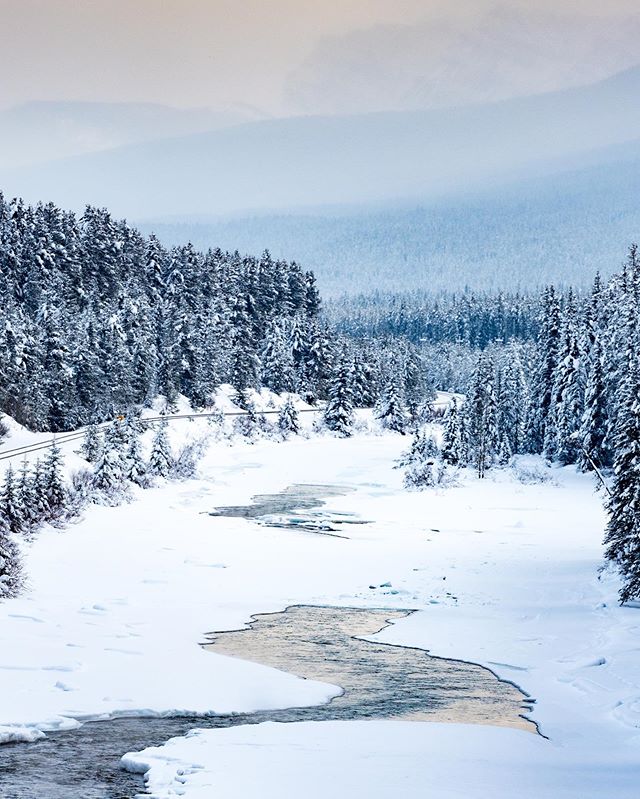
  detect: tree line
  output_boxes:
[412,249,640,602]
[0,195,429,433]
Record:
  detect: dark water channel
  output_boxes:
[0,605,534,799]
[209,483,370,535]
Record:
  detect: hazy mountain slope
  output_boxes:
[286,6,640,114]
[2,67,640,219]
[0,101,264,169]
[140,139,640,295]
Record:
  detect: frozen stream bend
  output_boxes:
[0,605,533,799]
[2,433,633,799]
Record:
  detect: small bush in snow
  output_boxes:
[207,406,229,439]
[510,459,555,485]
[67,468,95,515]
[171,437,210,480]
[404,459,444,489]
[233,404,271,441]
[0,417,9,444]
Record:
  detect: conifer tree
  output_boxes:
[124,429,148,486]
[604,367,640,603]
[278,397,300,437]
[17,458,38,531]
[93,422,125,501]
[375,380,407,434]
[553,334,583,465]
[43,442,66,520]
[1,464,23,534]
[30,459,49,520]
[398,428,438,468]
[0,510,22,598]
[466,354,498,478]
[442,398,464,466]
[80,422,102,463]
[578,338,609,471]
[401,431,444,489]
[530,287,561,453]
[324,359,354,437]
[148,420,173,478]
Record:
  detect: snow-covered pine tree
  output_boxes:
[398,428,439,468]
[466,354,498,478]
[0,464,23,534]
[323,359,354,437]
[402,431,444,489]
[278,397,300,437]
[43,442,66,520]
[604,366,640,603]
[553,333,583,465]
[92,431,126,500]
[578,337,609,472]
[375,379,407,434]
[352,350,378,409]
[17,458,38,531]
[148,420,173,478]
[30,459,49,521]
[529,287,561,453]
[0,509,22,598]
[261,322,296,394]
[124,428,148,487]
[496,433,513,466]
[497,346,530,456]
[80,422,102,463]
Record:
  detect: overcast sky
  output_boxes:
[1,0,639,114]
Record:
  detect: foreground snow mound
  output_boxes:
[122,720,639,799]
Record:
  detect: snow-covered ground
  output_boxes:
[1,405,639,796]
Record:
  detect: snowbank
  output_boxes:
[122,720,639,799]
[1,409,639,796]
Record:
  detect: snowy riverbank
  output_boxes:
[1,423,639,796]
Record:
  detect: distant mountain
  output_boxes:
[140,138,640,295]
[2,67,640,219]
[0,101,265,169]
[286,7,640,114]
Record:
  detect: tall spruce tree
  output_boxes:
[578,338,609,471]
[604,367,640,603]
[375,379,407,434]
[43,442,66,520]
[323,359,354,437]
[0,510,22,598]
[1,465,23,534]
[278,397,300,437]
[442,398,464,466]
[148,420,173,478]
[466,354,498,478]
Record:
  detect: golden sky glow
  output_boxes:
[0,1,638,112]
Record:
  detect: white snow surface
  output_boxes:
[1,397,639,795]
